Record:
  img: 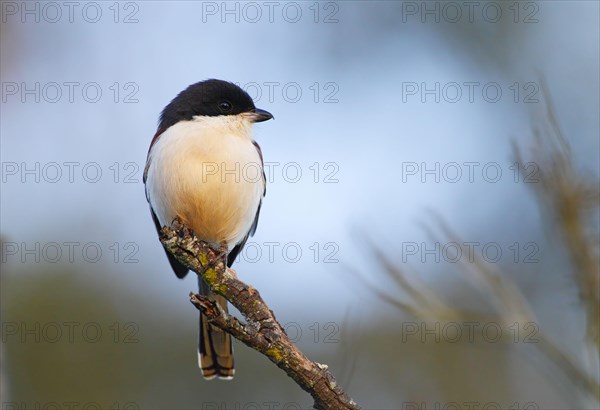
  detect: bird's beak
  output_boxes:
[243,108,274,123]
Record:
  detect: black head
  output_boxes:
[158,79,273,131]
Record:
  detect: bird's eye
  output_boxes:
[218,101,232,112]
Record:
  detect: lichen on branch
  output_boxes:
[159,219,360,410]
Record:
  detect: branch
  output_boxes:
[159,219,360,410]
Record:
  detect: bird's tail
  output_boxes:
[198,276,234,379]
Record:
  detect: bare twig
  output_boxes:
[159,220,360,410]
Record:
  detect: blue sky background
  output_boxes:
[1,1,599,408]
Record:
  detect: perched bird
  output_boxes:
[143,79,273,379]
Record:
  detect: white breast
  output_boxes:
[145,116,264,250]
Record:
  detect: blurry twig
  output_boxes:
[361,86,599,402]
[363,219,599,401]
[515,79,600,362]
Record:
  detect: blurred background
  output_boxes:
[1,1,599,409]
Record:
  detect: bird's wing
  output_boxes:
[144,127,190,278]
[226,140,266,267]
[143,128,165,186]
[150,207,189,278]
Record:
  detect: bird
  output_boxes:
[143,79,273,379]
